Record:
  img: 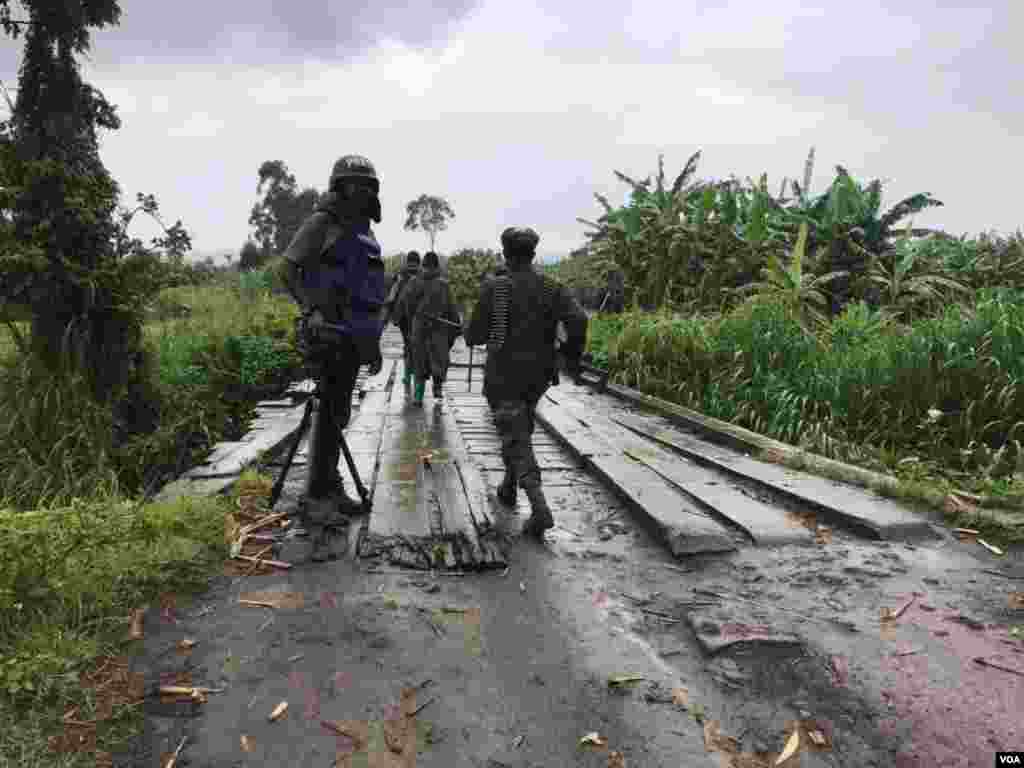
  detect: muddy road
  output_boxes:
[121,330,1024,768]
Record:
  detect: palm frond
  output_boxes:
[880,193,944,235]
[671,150,702,196]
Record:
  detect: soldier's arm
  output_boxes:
[464,281,492,347]
[278,212,332,309]
[555,284,588,363]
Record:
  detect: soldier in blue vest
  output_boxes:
[278,155,389,555]
[465,227,587,537]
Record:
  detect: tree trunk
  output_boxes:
[28,275,141,403]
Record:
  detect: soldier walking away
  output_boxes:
[387,250,421,386]
[399,251,461,406]
[277,154,389,558]
[465,227,587,537]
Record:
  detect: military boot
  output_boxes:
[496,470,517,508]
[521,485,554,537]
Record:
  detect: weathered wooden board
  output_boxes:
[542,396,813,545]
[535,395,739,556]
[611,413,934,541]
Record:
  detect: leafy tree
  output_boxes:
[247,160,319,257]
[239,240,265,271]
[404,194,455,251]
[736,222,847,335]
[446,247,499,308]
[0,0,190,401]
[223,251,233,267]
[865,223,970,322]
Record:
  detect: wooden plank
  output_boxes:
[535,397,738,556]
[544,396,813,545]
[431,461,488,566]
[611,412,933,540]
[364,462,433,539]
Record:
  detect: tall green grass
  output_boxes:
[591,290,1024,490]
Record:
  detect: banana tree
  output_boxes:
[866,223,971,322]
[733,222,848,335]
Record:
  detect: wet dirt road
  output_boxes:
[121,331,1024,768]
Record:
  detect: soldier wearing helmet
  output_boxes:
[278,154,389,558]
[464,227,588,537]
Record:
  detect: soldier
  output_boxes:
[277,154,389,558]
[398,251,461,406]
[387,250,422,386]
[465,227,587,537]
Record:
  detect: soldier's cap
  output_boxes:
[500,227,540,251]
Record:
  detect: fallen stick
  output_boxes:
[243,545,275,576]
[234,554,291,569]
[639,607,680,620]
[239,599,279,609]
[164,735,187,768]
[973,657,1024,676]
[240,511,290,536]
[982,569,1024,580]
[411,696,436,716]
[894,595,917,619]
[159,686,225,695]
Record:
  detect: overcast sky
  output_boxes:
[1,0,1020,263]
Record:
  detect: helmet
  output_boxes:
[500,227,540,253]
[329,155,379,191]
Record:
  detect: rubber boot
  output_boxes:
[403,368,412,387]
[412,379,426,406]
[496,469,517,508]
[521,485,554,537]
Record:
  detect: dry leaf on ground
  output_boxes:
[703,720,740,755]
[608,751,626,767]
[978,539,1005,556]
[1009,592,1024,611]
[879,607,896,622]
[268,701,288,721]
[240,735,254,752]
[775,729,800,765]
[607,674,645,688]
[671,687,689,708]
[579,732,608,748]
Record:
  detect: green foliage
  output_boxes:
[0,493,228,703]
[446,247,500,308]
[592,290,1024,497]
[248,160,320,257]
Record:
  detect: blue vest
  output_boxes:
[301,220,388,364]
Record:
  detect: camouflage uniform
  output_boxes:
[465,228,587,536]
[387,253,421,384]
[398,263,460,402]
[278,155,387,555]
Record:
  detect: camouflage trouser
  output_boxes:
[490,397,542,490]
[399,323,414,377]
[412,327,450,386]
[304,338,361,500]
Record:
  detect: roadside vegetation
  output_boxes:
[570,150,1024,543]
[1,1,1021,761]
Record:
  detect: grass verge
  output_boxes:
[586,299,1024,546]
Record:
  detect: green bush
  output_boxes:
[0,494,227,703]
